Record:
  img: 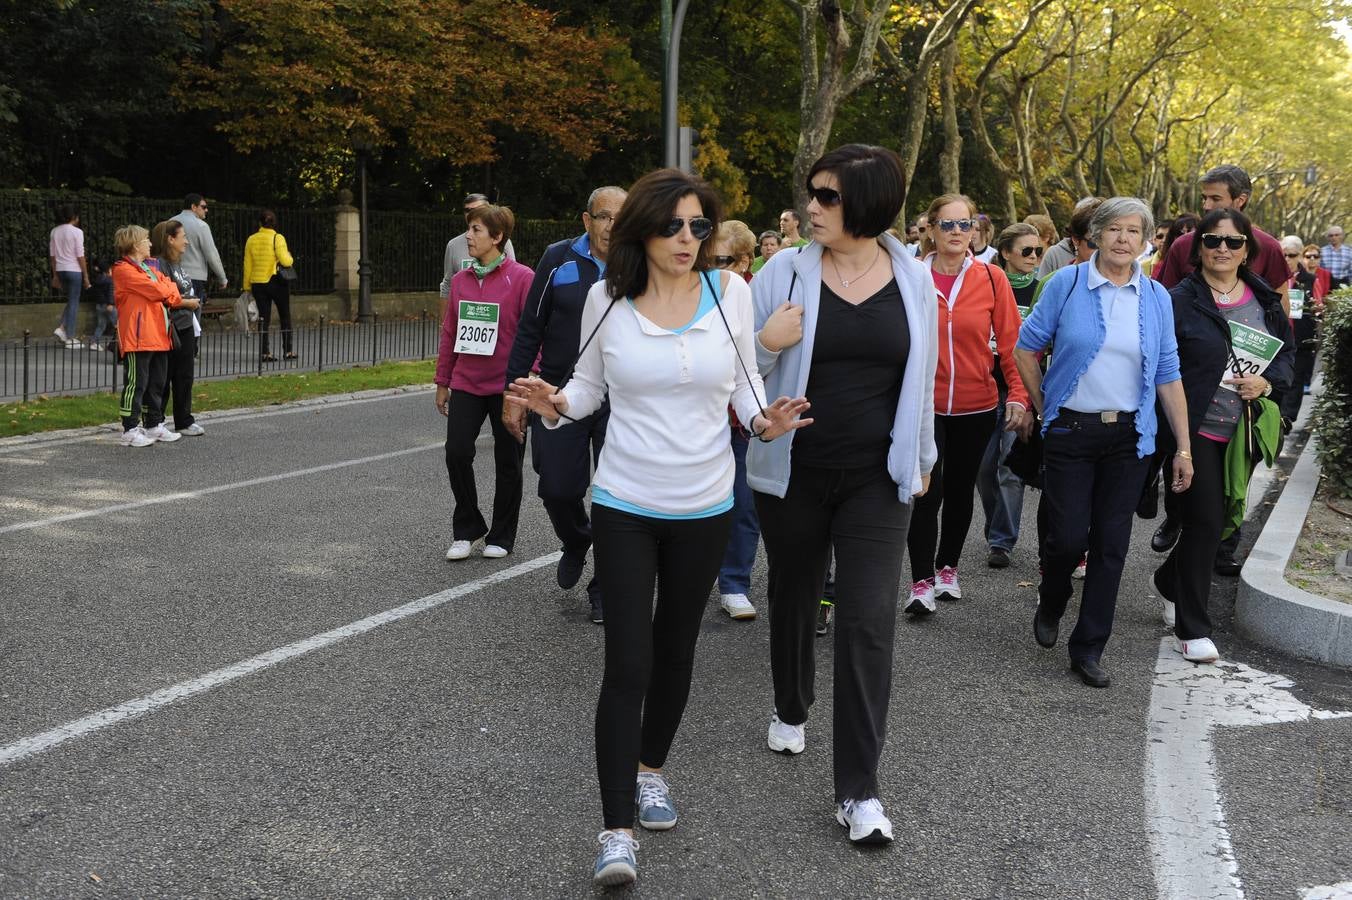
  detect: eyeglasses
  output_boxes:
[659,216,713,241]
[587,211,615,225]
[808,186,842,207]
[1285,252,1300,258]
[937,219,974,233]
[1199,233,1246,251]
[1018,246,1044,258]
[714,255,736,268]
[1304,253,1320,259]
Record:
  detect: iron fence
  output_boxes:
[1,314,442,402]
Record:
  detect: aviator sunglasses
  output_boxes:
[659,216,714,241]
[938,218,975,233]
[1018,245,1044,258]
[1199,233,1247,251]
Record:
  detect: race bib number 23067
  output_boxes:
[455,301,500,356]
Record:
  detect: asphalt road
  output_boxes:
[1,390,1349,899]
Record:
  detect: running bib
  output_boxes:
[1288,288,1305,320]
[1222,320,1281,391]
[455,301,499,356]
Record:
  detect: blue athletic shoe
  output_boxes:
[636,771,678,830]
[593,830,638,887]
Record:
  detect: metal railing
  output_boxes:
[1,314,442,402]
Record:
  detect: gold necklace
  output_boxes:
[829,244,881,287]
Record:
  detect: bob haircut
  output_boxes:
[805,144,906,239]
[466,204,515,250]
[1087,197,1154,248]
[1303,243,1321,258]
[149,219,185,261]
[604,168,721,302]
[113,224,149,257]
[1189,207,1259,270]
[717,219,757,259]
[995,222,1040,267]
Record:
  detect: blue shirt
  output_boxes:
[1016,257,1180,457]
[1063,261,1144,413]
[573,233,606,276]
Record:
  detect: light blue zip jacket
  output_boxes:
[746,233,938,502]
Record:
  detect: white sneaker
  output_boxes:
[835,797,894,844]
[767,713,805,755]
[144,423,180,443]
[445,540,473,560]
[482,544,509,559]
[87,342,103,352]
[905,579,936,615]
[1161,599,1176,629]
[119,426,154,448]
[1073,554,1087,579]
[54,325,69,342]
[1177,636,1220,664]
[934,566,962,600]
[179,423,205,437]
[64,339,85,350]
[720,593,756,620]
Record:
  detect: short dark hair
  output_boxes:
[1188,208,1259,271]
[259,209,277,229]
[1199,165,1252,202]
[184,193,204,210]
[605,168,721,302]
[805,144,905,239]
[56,203,78,224]
[466,204,515,250]
[780,209,801,225]
[1162,213,1198,256]
[1068,199,1103,240]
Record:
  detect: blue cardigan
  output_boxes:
[1016,259,1181,457]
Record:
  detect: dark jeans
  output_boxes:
[445,390,524,550]
[908,410,997,582]
[591,504,732,829]
[56,271,82,335]
[1039,412,1149,662]
[119,351,168,430]
[164,327,197,429]
[1155,438,1229,640]
[252,276,292,355]
[718,429,761,595]
[978,401,1025,552]
[755,464,911,803]
[530,405,607,599]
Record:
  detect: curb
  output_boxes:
[1236,374,1352,668]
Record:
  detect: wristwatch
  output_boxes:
[1261,380,1273,397]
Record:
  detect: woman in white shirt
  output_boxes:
[507,169,809,889]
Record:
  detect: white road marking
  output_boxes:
[0,442,443,536]
[1305,884,1352,899]
[1145,638,1352,900]
[0,551,560,768]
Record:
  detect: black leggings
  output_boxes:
[252,276,292,355]
[1155,438,1231,639]
[908,410,998,582]
[163,327,197,429]
[444,390,524,551]
[591,503,732,829]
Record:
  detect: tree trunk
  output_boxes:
[938,42,961,193]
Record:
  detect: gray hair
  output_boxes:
[1087,197,1154,248]
[1200,165,1252,201]
[586,185,626,215]
[1280,234,1305,254]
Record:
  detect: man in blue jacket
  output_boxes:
[502,186,626,625]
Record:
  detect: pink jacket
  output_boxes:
[435,259,534,396]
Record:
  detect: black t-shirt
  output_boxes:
[792,279,909,469]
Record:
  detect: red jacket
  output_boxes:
[111,257,185,354]
[930,259,1029,415]
[435,259,535,396]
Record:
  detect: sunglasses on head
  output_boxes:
[1018,245,1044,258]
[808,186,842,207]
[714,255,736,268]
[938,218,974,233]
[1199,233,1246,251]
[659,216,713,241]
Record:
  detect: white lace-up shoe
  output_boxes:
[934,566,962,600]
[120,426,154,448]
[144,423,180,443]
[445,540,473,560]
[905,579,936,616]
[720,593,756,620]
[836,797,894,844]
[1177,636,1220,664]
[767,713,805,755]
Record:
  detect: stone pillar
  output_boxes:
[333,189,359,320]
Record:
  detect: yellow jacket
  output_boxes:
[243,227,294,287]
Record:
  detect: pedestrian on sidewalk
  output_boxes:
[436,205,532,561]
[150,219,206,437]
[86,254,117,353]
[50,204,91,348]
[1014,197,1193,689]
[507,169,809,888]
[502,186,625,623]
[171,194,229,301]
[440,193,516,296]
[242,210,295,362]
[111,225,196,448]
[748,144,936,848]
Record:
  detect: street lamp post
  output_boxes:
[661,0,692,171]
[355,145,374,323]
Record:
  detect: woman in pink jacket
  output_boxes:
[435,205,533,560]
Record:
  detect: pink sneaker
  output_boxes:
[935,566,962,600]
[905,579,936,616]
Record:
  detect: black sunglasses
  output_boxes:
[1200,233,1246,251]
[714,255,736,268]
[659,216,713,241]
[938,218,974,233]
[808,186,842,207]
[1019,246,1044,258]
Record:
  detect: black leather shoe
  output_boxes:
[1214,552,1241,577]
[987,547,1011,569]
[557,550,585,589]
[1033,607,1059,649]
[1070,658,1111,688]
[1151,517,1181,553]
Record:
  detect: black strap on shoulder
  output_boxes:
[702,269,770,438]
[553,292,619,423]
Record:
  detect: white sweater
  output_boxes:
[549,272,766,515]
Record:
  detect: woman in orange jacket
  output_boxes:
[905,194,1031,614]
[111,224,197,447]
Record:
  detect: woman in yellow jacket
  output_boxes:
[243,209,295,361]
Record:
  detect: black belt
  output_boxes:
[1055,408,1136,424]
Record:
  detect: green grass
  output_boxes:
[1,360,436,439]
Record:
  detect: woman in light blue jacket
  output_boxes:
[747,144,937,846]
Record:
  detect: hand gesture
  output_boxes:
[758,302,804,352]
[1003,402,1034,440]
[749,396,812,441]
[506,376,569,422]
[1170,453,1194,493]
[502,396,527,443]
[1223,375,1269,401]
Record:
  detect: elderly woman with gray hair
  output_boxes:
[1013,196,1194,689]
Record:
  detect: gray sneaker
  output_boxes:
[593,830,638,887]
[636,772,677,830]
[179,423,206,437]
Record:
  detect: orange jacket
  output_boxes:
[931,259,1029,415]
[112,258,184,354]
